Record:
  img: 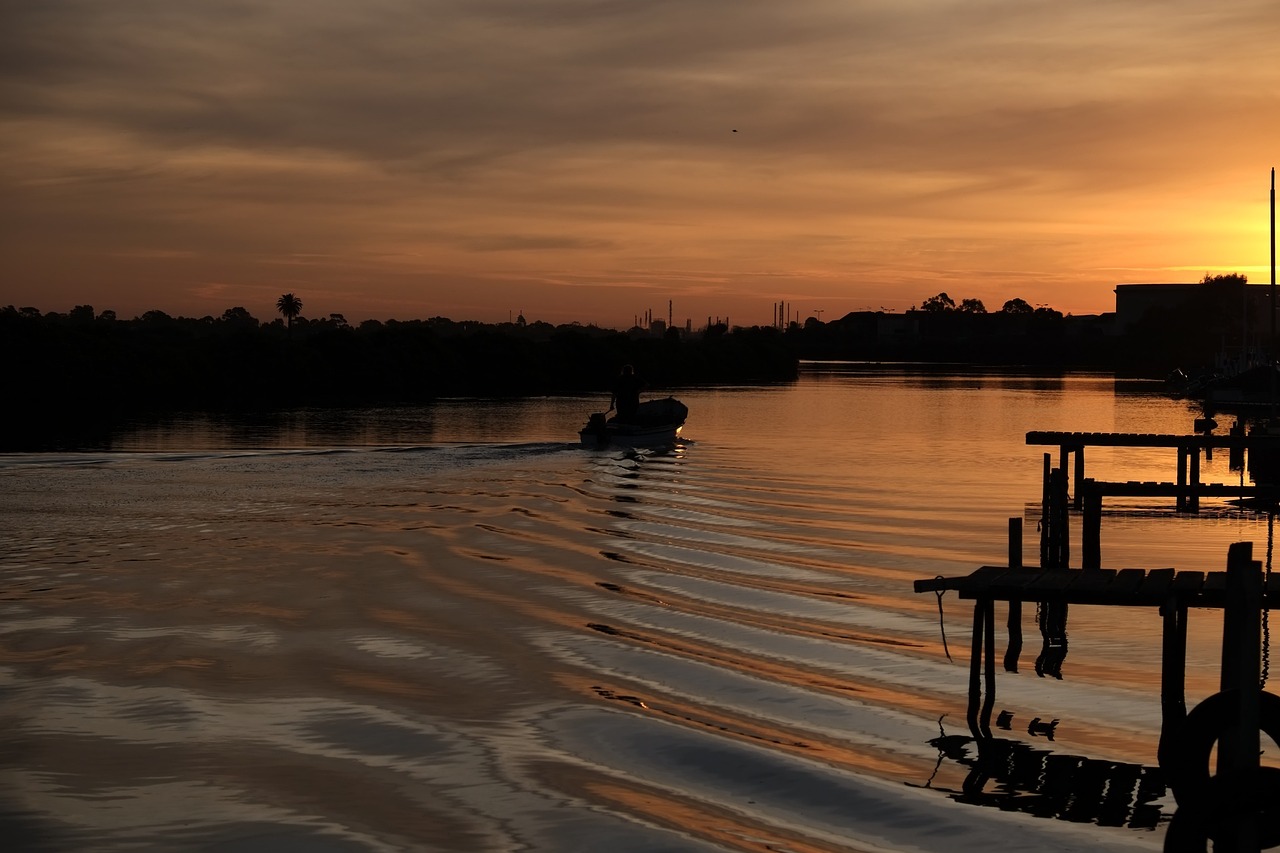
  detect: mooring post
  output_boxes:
[1005,517,1023,673]
[1040,453,1051,567]
[1082,480,1101,570]
[1073,445,1085,510]
[1156,598,1188,772]
[1052,467,1070,569]
[1188,444,1201,513]
[1176,446,1188,512]
[1059,445,1070,500]
[1219,543,1262,767]
[1215,541,1262,852]
[967,601,987,740]
[980,597,997,738]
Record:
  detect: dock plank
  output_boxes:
[1169,571,1206,599]
[1123,567,1176,605]
[986,568,1045,596]
[1109,568,1147,597]
[1068,569,1119,603]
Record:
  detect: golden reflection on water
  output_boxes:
[2,370,1265,850]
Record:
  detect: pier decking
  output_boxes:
[1026,428,1280,512]
[915,425,1280,846]
[914,564,1280,609]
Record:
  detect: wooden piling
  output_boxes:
[1005,518,1023,672]
[1082,480,1101,570]
[1176,446,1187,511]
[1073,446,1085,510]
[1217,541,1262,852]
[981,597,997,738]
[1040,453,1050,566]
[1189,447,1201,513]
[1051,467,1069,569]
[1157,599,1188,772]
[967,601,986,738]
[1218,543,1261,771]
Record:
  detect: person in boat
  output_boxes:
[610,364,643,422]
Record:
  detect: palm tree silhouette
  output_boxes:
[276,293,303,331]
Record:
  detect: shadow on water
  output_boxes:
[913,716,1166,832]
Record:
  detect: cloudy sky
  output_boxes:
[4,1,1279,327]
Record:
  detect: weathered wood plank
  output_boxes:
[1169,570,1206,598]
[985,567,1044,596]
[1109,568,1147,596]
[1066,568,1119,603]
[1122,567,1177,603]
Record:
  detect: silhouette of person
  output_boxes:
[610,365,643,422]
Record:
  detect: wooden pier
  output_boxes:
[1026,428,1280,513]
[917,547,1276,849]
[915,428,1280,848]
[1027,429,1280,568]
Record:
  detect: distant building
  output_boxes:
[1114,282,1273,335]
[1113,284,1201,332]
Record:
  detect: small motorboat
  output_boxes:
[579,397,688,449]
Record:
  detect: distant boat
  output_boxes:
[579,397,688,449]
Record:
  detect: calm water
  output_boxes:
[1,365,1273,851]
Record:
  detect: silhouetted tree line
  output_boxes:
[783,294,1118,369]
[6,280,1249,446]
[1,305,796,447]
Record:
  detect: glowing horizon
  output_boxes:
[3,1,1278,328]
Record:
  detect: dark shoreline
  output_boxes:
[4,303,1195,451]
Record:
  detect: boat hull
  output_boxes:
[579,422,683,449]
[579,397,687,449]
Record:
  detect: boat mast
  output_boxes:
[1271,167,1276,419]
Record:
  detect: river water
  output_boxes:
[0,364,1273,851]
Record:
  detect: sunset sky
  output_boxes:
[4,1,1280,328]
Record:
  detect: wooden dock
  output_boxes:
[914,564,1280,609]
[916,548,1273,848]
[1026,428,1280,513]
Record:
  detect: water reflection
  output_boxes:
[8,372,1272,851]
[919,717,1166,831]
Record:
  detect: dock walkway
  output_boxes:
[914,564,1280,608]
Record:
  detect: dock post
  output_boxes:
[1219,543,1262,768]
[980,597,997,738]
[1188,445,1201,513]
[1073,445,1085,510]
[1156,598,1188,771]
[967,601,989,740]
[1082,480,1101,570]
[1004,518,1023,672]
[1059,445,1069,500]
[1216,541,1262,852]
[1052,467,1070,569]
[1040,454,1051,567]
[1177,446,1188,511]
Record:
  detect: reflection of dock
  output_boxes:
[920,724,1166,831]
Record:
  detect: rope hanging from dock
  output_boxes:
[933,576,952,662]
